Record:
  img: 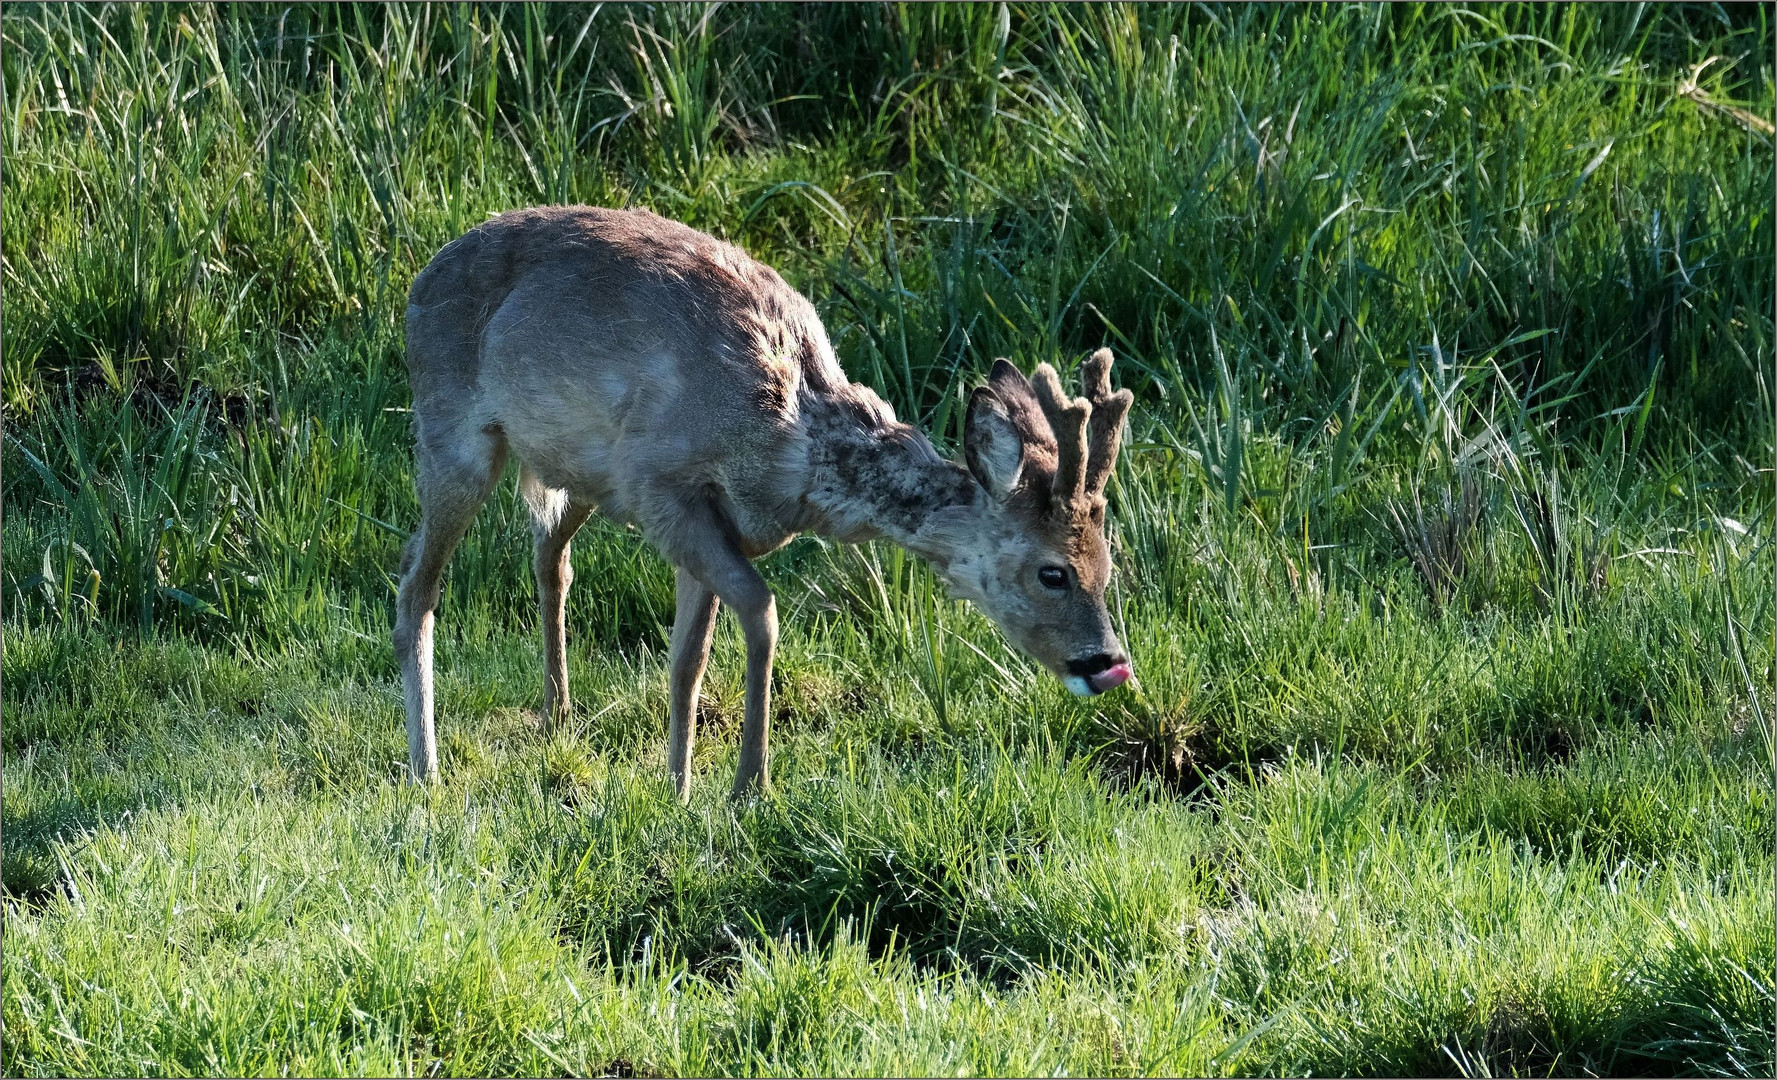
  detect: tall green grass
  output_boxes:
[3,4,1772,1076]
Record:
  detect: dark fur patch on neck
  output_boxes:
[805,392,977,540]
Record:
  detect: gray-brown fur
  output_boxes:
[396,206,1134,798]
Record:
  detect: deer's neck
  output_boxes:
[801,388,979,567]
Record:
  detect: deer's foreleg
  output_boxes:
[666,568,720,800]
[652,498,777,799]
[730,589,777,798]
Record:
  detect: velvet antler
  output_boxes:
[980,352,1128,506]
[1031,362,1091,505]
[1080,348,1132,495]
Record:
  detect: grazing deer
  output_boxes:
[397,206,1134,797]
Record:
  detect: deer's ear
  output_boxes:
[964,386,1026,498]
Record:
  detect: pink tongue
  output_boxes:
[1090,662,1132,693]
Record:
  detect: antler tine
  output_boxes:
[1080,348,1133,495]
[1031,363,1091,504]
[1081,347,1114,402]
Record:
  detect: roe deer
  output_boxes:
[397,206,1134,797]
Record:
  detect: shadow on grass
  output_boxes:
[1,787,167,909]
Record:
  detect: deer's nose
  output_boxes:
[1064,652,1133,696]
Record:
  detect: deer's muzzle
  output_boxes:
[1063,652,1133,696]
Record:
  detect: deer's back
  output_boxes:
[406,206,858,538]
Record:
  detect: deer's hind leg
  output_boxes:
[521,466,596,727]
[395,427,506,782]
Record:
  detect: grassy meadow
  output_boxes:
[2,3,1774,1075]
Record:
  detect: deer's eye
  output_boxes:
[1038,567,1069,590]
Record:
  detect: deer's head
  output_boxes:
[937,349,1135,696]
